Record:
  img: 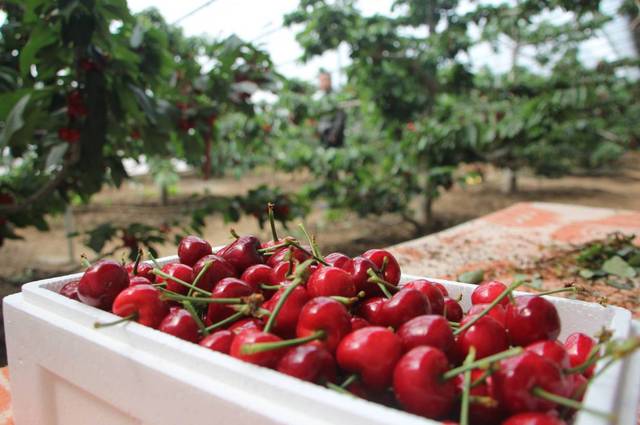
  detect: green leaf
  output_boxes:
[605,277,634,290]
[19,25,56,77]
[627,253,640,267]
[457,270,484,285]
[601,256,636,279]
[0,94,31,149]
[130,23,145,48]
[45,143,69,169]
[579,269,595,279]
[85,223,118,253]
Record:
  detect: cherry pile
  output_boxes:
[59,212,638,425]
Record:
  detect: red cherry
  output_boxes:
[78,260,130,310]
[156,263,194,295]
[455,370,504,425]
[199,330,234,354]
[493,351,567,414]
[443,297,463,322]
[158,307,200,342]
[306,266,356,298]
[276,342,336,383]
[433,282,449,296]
[525,340,570,369]
[471,281,510,306]
[381,289,431,328]
[129,275,152,287]
[178,235,212,266]
[356,297,386,325]
[467,303,506,326]
[326,253,378,296]
[324,252,351,269]
[296,297,351,353]
[230,329,285,367]
[228,317,264,334]
[58,127,81,143]
[393,346,457,419]
[350,316,370,332]
[124,262,156,282]
[241,262,290,294]
[397,315,454,353]
[112,284,169,328]
[362,249,401,285]
[60,280,80,301]
[205,278,253,325]
[217,235,264,274]
[502,412,567,425]
[266,243,311,267]
[262,284,309,338]
[336,326,402,391]
[192,254,236,292]
[506,296,560,347]
[564,332,597,377]
[456,315,508,360]
[566,372,588,402]
[403,279,445,315]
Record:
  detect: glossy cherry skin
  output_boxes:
[230,329,285,368]
[296,297,351,353]
[325,253,378,296]
[336,326,402,391]
[240,262,290,294]
[525,340,570,369]
[397,315,454,353]
[228,317,264,334]
[125,262,156,282]
[502,412,567,425]
[362,249,401,285]
[60,280,80,301]
[112,284,169,328]
[205,278,254,325]
[564,332,597,377]
[471,281,509,306]
[467,303,506,327]
[381,289,431,329]
[356,297,386,325]
[277,342,336,384]
[78,260,130,310]
[433,282,449,297]
[262,285,310,338]
[443,297,463,322]
[192,254,237,292]
[155,263,194,294]
[457,370,504,425]
[350,316,370,332]
[403,279,445,315]
[158,307,200,343]
[506,296,560,347]
[306,266,356,298]
[566,372,588,401]
[199,330,234,354]
[393,346,456,419]
[129,275,152,287]
[456,315,508,360]
[493,351,567,414]
[217,235,264,274]
[178,235,212,266]
[266,243,311,267]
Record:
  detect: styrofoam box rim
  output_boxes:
[8,254,639,425]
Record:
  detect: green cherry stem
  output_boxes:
[536,286,578,297]
[460,347,476,425]
[203,311,245,333]
[160,292,244,305]
[241,330,326,355]
[377,282,392,299]
[454,280,523,336]
[263,259,314,333]
[132,249,143,275]
[442,347,524,380]
[80,254,91,268]
[327,382,356,397]
[532,387,614,420]
[183,301,209,336]
[94,313,137,329]
[267,202,279,242]
[366,268,399,292]
[331,291,366,306]
[286,239,329,266]
[187,260,213,297]
[340,374,358,389]
[152,269,212,297]
[147,251,162,269]
[298,223,324,261]
[260,283,282,291]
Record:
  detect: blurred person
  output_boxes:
[314,69,346,148]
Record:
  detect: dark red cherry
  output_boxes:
[178,235,212,266]
[276,342,336,383]
[156,263,194,294]
[78,260,130,310]
[397,315,454,353]
[205,278,253,325]
[506,296,560,347]
[526,340,570,369]
[230,329,285,368]
[129,275,152,287]
[192,254,237,292]
[456,315,508,360]
[467,303,506,326]
[455,370,504,425]
[471,281,510,306]
[362,249,401,285]
[112,284,169,328]
[60,280,80,300]
[262,284,310,338]
[217,235,264,274]
[228,317,264,334]
[502,412,567,425]
[443,297,463,322]
[158,307,200,343]
[350,316,370,332]
[199,330,234,354]
[381,289,431,328]
[306,266,356,298]
[356,297,386,325]
[403,279,445,315]
[296,297,351,353]
[125,261,156,282]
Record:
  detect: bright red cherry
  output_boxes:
[471,281,510,306]
[506,296,560,347]
[192,254,237,292]
[443,297,463,322]
[124,261,156,282]
[566,372,588,402]
[217,235,264,274]
[467,303,506,326]
[228,317,264,334]
[296,297,351,353]
[112,284,169,328]
[336,326,402,391]
[393,346,456,419]
[350,316,370,332]
[403,279,445,315]
[262,284,310,338]
[129,275,152,287]
[276,342,336,383]
[456,315,508,360]
[158,307,200,343]
[564,332,597,377]
[78,260,130,310]
[362,249,401,285]
[397,315,454,353]
[205,278,253,325]
[265,243,311,267]
[60,280,80,301]
[502,412,567,425]
[526,340,570,369]
[356,297,386,325]
[199,330,234,354]
[230,329,285,368]
[307,266,356,298]
[240,262,290,294]
[178,235,212,266]
[493,351,567,414]
[326,253,379,296]
[381,289,431,328]
[156,263,194,294]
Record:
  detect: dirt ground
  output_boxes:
[0,152,639,364]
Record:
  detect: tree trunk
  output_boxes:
[161,184,168,206]
[202,132,212,180]
[503,167,518,194]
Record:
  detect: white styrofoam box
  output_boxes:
[3,255,639,425]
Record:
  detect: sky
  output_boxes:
[128,0,637,88]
